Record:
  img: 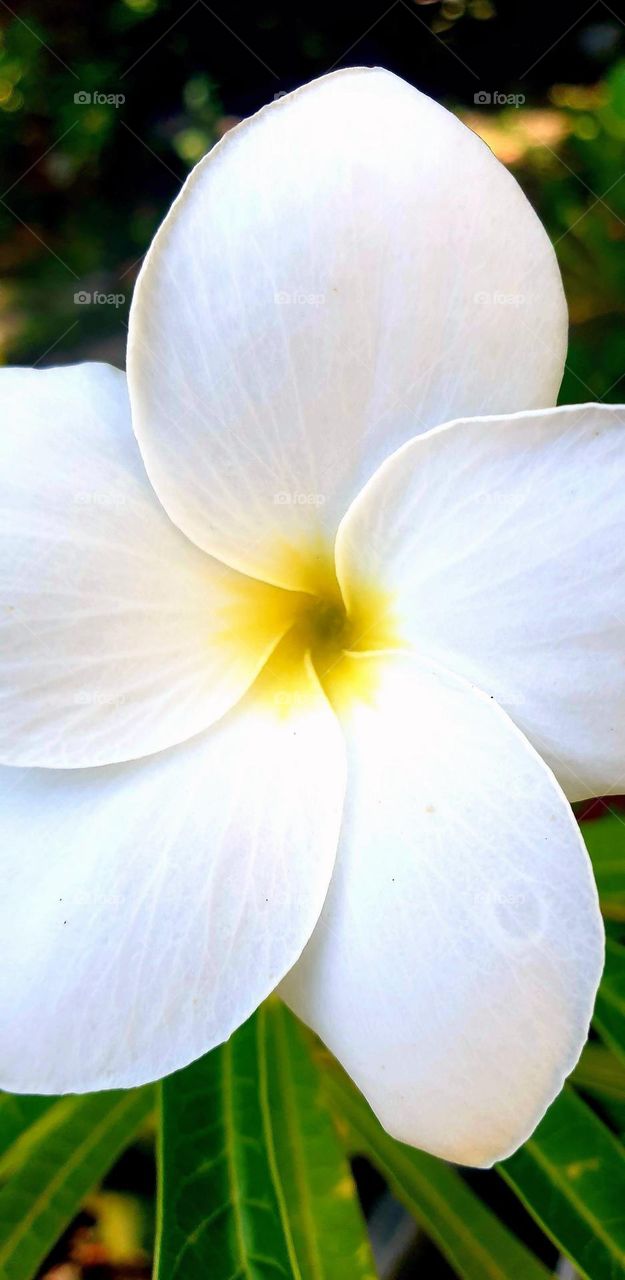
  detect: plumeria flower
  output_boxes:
[1,67,623,1168]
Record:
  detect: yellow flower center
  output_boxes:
[248,540,398,715]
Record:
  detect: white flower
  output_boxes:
[0,66,620,1168]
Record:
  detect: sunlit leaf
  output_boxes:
[0,1093,56,1165]
[0,1087,152,1280]
[500,1086,625,1280]
[263,1002,377,1280]
[156,1013,297,1280]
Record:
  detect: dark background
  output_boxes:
[3,2,625,1275]
[2,0,625,406]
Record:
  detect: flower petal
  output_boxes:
[127,67,566,591]
[0,654,344,1093]
[0,363,299,767]
[337,403,625,801]
[282,652,603,1167]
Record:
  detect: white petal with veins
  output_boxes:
[283,651,603,1166]
[0,363,298,767]
[128,67,566,591]
[337,403,625,800]
[0,655,345,1092]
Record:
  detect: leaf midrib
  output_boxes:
[256,1007,301,1280]
[222,1037,257,1280]
[268,1005,324,1280]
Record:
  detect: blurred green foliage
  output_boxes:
[466,60,625,404]
[0,1,227,364]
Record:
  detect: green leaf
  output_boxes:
[0,1087,152,1280]
[262,1003,377,1280]
[500,1086,625,1280]
[0,1094,56,1164]
[158,1006,376,1280]
[156,1012,297,1280]
[581,810,625,920]
[595,940,625,1069]
[572,1043,625,1104]
[322,1057,549,1280]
